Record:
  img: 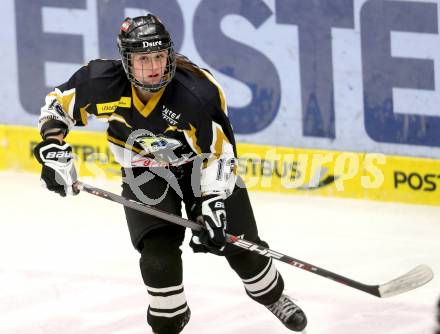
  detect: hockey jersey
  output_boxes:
[38,59,237,195]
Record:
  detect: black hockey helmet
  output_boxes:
[117,14,176,92]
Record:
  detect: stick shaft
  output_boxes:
[77,181,433,298]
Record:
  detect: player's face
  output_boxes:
[131,50,168,86]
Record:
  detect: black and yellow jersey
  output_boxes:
[39,58,237,195]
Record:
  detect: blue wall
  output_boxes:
[4,0,440,158]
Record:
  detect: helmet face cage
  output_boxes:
[120,44,176,92]
[117,15,177,92]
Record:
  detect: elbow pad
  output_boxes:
[39,96,75,139]
[200,157,237,197]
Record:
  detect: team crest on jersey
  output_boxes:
[162,105,181,126]
[136,135,182,154]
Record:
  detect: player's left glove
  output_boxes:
[190,193,227,252]
[33,138,79,197]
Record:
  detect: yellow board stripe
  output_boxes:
[2,125,440,207]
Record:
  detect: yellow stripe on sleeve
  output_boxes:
[183,123,202,155]
[199,69,227,115]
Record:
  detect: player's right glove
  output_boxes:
[33,138,78,197]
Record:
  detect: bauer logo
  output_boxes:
[142,41,162,48]
[46,151,72,159]
[214,202,225,209]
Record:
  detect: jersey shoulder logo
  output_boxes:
[96,97,131,114]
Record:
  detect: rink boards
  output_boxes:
[2,125,439,206]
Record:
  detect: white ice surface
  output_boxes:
[0,171,439,334]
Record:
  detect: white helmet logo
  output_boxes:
[142,40,162,48]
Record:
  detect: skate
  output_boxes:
[266,294,307,332]
[150,307,191,334]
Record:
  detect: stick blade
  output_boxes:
[378,264,434,298]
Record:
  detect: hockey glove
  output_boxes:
[33,138,78,197]
[191,193,227,252]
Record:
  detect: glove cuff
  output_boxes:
[40,120,69,140]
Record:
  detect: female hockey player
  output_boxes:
[33,14,307,334]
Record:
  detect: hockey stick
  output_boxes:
[75,181,434,298]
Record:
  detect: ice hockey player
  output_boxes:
[32,14,307,333]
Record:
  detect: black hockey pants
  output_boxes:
[122,168,285,333]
